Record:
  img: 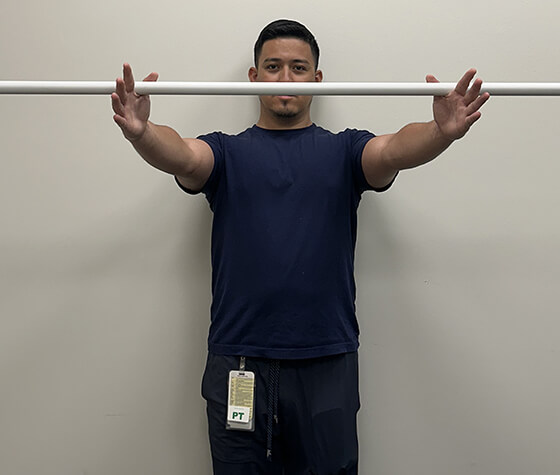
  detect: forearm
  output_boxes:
[130,121,193,176]
[383,120,453,171]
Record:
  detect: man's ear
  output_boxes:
[315,69,323,82]
[248,66,258,82]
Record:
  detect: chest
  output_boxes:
[223,135,351,199]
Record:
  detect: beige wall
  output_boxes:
[1,0,559,473]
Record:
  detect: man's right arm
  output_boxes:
[130,122,214,193]
[112,63,214,192]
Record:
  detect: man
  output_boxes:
[112,19,489,475]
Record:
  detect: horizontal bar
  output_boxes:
[1,81,560,96]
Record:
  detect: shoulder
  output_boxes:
[313,125,375,143]
[338,127,376,142]
[197,126,257,148]
[322,127,376,157]
[198,127,256,140]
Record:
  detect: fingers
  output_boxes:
[426,74,439,84]
[115,76,127,103]
[111,92,125,116]
[454,69,490,117]
[143,72,159,82]
[123,62,135,93]
[464,77,483,104]
[455,68,477,96]
[431,68,489,140]
[113,112,127,129]
[466,91,490,116]
[112,63,157,140]
[428,68,483,99]
[112,64,136,131]
[465,111,482,128]
[114,64,158,105]
[463,88,489,132]
[111,91,129,132]
[464,74,490,123]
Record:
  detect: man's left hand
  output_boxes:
[428,68,490,141]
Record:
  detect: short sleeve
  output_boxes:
[346,128,398,194]
[345,128,376,194]
[175,131,224,208]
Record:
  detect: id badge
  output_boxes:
[226,370,255,431]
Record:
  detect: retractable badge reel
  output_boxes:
[227,357,255,431]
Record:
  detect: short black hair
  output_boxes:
[254,19,320,69]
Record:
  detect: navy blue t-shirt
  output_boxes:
[177,124,394,359]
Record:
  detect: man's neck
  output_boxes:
[256,113,312,130]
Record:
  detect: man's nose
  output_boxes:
[278,66,293,82]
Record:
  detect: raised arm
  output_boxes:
[361,68,490,189]
[111,63,213,192]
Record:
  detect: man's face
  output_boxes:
[249,37,322,124]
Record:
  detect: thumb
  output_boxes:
[426,74,439,83]
[143,72,159,82]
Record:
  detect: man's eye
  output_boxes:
[266,65,279,70]
[293,64,310,72]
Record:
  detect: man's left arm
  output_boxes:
[362,68,490,189]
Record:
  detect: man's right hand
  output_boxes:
[112,63,159,142]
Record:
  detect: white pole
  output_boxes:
[1,81,560,96]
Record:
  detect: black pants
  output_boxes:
[201,351,360,474]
